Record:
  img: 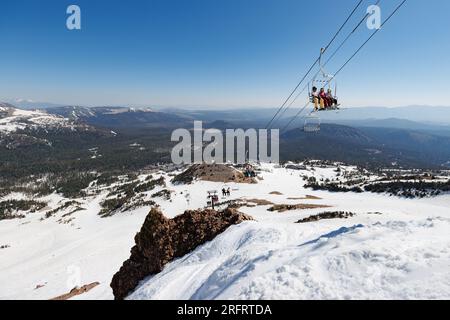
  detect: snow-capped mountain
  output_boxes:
[0,162,449,300]
[0,104,112,149]
[0,106,73,133]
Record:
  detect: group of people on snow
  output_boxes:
[244,165,256,178]
[311,86,338,110]
[222,187,231,197]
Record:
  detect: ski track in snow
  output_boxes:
[0,163,449,300]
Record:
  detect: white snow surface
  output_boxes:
[0,163,449,300]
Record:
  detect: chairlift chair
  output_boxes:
[309,48,339,112]
[304,112,321,132]
[303,48,341,132]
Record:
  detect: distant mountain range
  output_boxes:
[1,103,450,173]
[322,118,450,137]
[1,99,65,110]
[313,106,450,126]
[282,124,450,169]
[46,106,190,129]
[158,106,450,124]
[4,100,450,125]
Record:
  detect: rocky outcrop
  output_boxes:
[172,164,256,184]
[110,207,253,300]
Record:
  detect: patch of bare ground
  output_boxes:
[241,198,274,206]
[227,201,256,208]
[296,211,355,223]
[172,164,256,184]
[50,282,100,300]
[287,195,322,200]
[269,191,283,195]
[268,203,331,213]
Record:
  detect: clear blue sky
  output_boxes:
[1,0,449,108]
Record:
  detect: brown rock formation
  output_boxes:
[172,164,256,184]
[50,282,100,300]
[110,207,252,300]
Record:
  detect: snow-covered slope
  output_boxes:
[129,164,450,300]
[0,163,449,300]
[130,210,450,300]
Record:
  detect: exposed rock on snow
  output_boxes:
[267,203,331,213]
[287,195,322,200]
[239,198,274,206]
[269,191,283,195]
[172,164,256,184]
[110,207,253,299]
[297,211,356,223]
[151,189,173,200]
[51,282,100,300]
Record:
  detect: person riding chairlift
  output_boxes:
[319,88,330,109]
[326,88,338,108]
[311,86,320,111]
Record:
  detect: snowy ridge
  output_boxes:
[129,217,450,300]
[0,107,77,133]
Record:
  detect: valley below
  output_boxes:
[1,104,450,300]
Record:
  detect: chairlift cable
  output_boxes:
[324,0,382,67]
[265,0,365,130]
[274,0,382,127]
[280,100,311,133]
[284,0,408,133]
[265,57,319,130]
[326,0,408,86]
[322,0,365,54]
